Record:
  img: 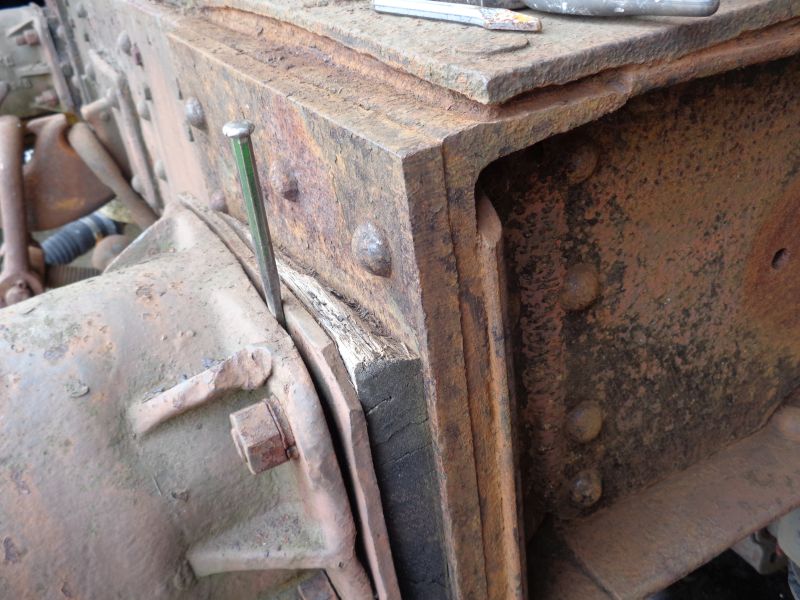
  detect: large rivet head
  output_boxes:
[352,222,391,277]
[567,401,603,443]
[116,31,131,55]
[570,469,602,508]
[560,263,600,311]
[184,97,205,129]
[565,142,599,185]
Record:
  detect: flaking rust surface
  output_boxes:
[200,0,800,104]
[485,55,800,516]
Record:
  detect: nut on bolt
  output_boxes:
[230,399,295,475]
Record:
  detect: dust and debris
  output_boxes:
[9,468,30,496]
[64,378,90,398]
[3,537,25,564]
[171,489,189,502]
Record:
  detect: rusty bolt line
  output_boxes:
[223,120,286,328]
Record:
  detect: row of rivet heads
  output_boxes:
[561,144,604,510]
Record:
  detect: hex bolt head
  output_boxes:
[352,222,392,277]
[560,263,600,311]
[230,400,291,475]
[184,97,205,129]
[117,31,131,55]
[566,401,603,443]
[570,469,603,507]
[269,160,299,201]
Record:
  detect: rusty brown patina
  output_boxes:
[22,114,114,231]
[0,204,372,599]
[23,0,800,596]
[483,56,800,520]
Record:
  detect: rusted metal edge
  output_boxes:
[198,0,800,104]
[88,50,163,212]
[44,0,90,104]
[550,407,800,599]
[439,26,800,569]
[475,194,526,600]
[32,3,75,112]
[284,294,403,600]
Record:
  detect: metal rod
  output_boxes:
[223,120,286,328]
[373,0,542,31]
[0,116,29,281]
[0,115,40,305]
[520,0,718,16]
